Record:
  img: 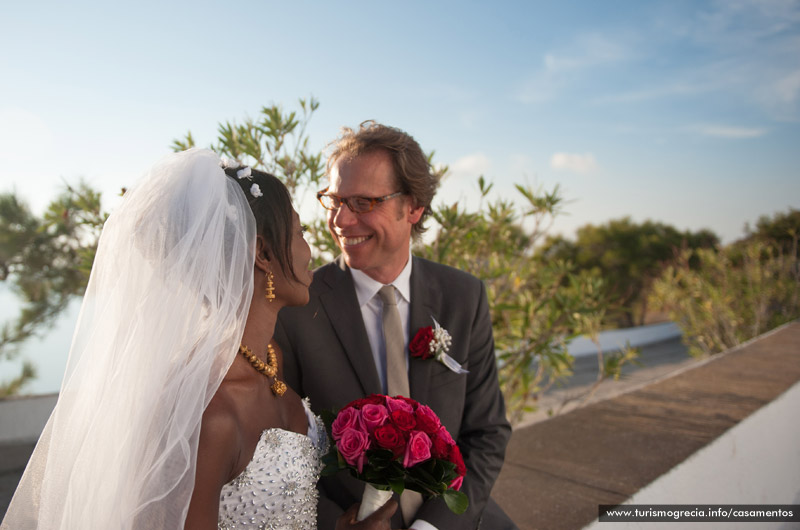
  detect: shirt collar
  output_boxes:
[351,251,413,308]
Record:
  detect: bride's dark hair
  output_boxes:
[224,166,300,282]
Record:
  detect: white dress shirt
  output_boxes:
[350,256,413,395]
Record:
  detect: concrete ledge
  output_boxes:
[493,322,800,530]
[0,393,57,444]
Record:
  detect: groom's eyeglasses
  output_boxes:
[316,188,405,214]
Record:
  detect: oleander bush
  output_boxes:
[650,239,800,357]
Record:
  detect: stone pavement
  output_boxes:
[492,322,800,530]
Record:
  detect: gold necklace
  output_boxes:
[239,343,287,396]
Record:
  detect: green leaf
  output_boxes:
[388,477,405,495]
[442,490,469,514]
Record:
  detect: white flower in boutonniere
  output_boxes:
[409,318,468,374]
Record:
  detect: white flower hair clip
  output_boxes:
[226,203,239,221]
[219,156,262,199]
[219,156,241,169]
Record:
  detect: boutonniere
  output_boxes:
[409,318,468,374]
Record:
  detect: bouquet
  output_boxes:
[322,394,469,520]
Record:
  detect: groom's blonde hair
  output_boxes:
[326,120,439,238]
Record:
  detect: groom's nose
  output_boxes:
[331,203,357,228]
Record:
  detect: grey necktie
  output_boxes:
[379,285,409,397]
[378,285,423,525]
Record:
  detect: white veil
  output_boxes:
[1,148,256,529]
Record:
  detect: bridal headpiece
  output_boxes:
[220,157,263,198]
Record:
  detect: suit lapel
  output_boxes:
[319,257,383,396]
[408,257,440,405]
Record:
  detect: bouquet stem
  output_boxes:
[357,483,394,521]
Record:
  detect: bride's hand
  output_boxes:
[335,498,398,530]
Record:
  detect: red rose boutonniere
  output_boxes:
[410,318,468,374]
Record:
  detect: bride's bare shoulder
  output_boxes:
[202,382,244,448]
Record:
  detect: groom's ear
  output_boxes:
[254,235,272,273]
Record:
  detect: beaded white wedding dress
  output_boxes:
[218,399,328,530]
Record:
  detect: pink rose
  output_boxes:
[386,396,414,413]
[360,404,389,433]
[414,405,441,434]
[403,430,432,468]
[337,428,370,473]
[396,396,418,407]
[436,425,455,446]
[390,410,417,432]
[449,475,464,491]
[332,407,364,441]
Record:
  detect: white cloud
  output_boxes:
[695,0,800,49]
[774,68,800,105]
[447,153,491,180]
[578,3,800,120]
[517,33,634,104]
[550,152,598,174]
[545,34,632,73]
[597,80,712,104]
[694,124,768,138]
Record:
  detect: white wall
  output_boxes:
[583,380,800,530]
[567,322,681,357]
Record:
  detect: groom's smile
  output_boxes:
[340,234,373,247]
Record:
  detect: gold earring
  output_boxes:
[265,270,276,302]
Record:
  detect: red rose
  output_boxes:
[409,326,434,359]
[450,444,466,476]
[373,423,406,456]
[431,432,451,459]
[347,394,386,409]
[414,404,441,434]
[403,430,432,468]
[390,409,417,431]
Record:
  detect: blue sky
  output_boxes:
[1,0,799,393]
[2,0,799,246]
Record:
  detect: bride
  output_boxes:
[0,149,396,529]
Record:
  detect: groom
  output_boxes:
[276,121,515,530]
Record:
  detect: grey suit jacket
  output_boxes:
[275,255,511,529]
